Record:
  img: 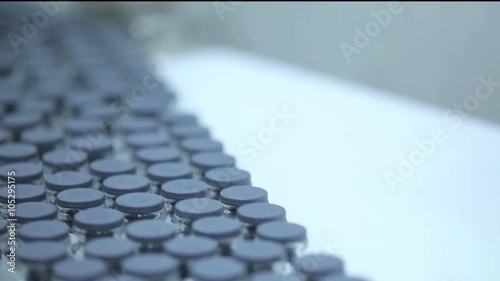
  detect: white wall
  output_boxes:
[174,2,500,123]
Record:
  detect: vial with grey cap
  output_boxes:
[146,162,193,194]
[21,127,64,156]
[18,220,69,246]
[236,202,287,239]
[0,162,44,185]
[1,112,42,141]
[179,138,223,157]
[163,235,219,278]
[70,135,114,162]
[89,157,137,187]
[122,132,171,160]
[115,117,159,136]
[114,117,159,152]
[219,185,268,217]
[160,112,198,128]
[170,124,210,143]
[125,132,171,151]
[292,254,345,280]
[44,171,93,204]
[203,167,251,198]
[55,188,105,227]
[84,237,139,274]
[52,258,109,281]
[115,192,166,222]
[72,208,125,248]
[178,138,223,164]
[42,148,89,174]
[65,94,104,116]
[17,241,67,281]
[173,197,224,233]
[102,175,150,208]
[0,184,46,218]
[81,105,118,121]
[160,179,209,213]
[15,202,58,227]
[130,99,166,118]
[63,118,105,137]
[189,256,247,281]
[34,77,71,112]
[17,99,56,125]
[134,146,181,172]
[0,142,39,165]
[121,253,180,281]
[232,240,287,273]
[190,152,235,178]
[191,216,244,255]
[256,221,307,261]
[125,220,177,252]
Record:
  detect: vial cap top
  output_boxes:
[220,185,268,206]
[161,179,208,200]
[146,162,193,183]
[125,220,176,244]
[174,198,223,220]
[122,254,179,278]
[192,216,243,240]
[135,146,181,165]
[53,259,108,281]
[84,237,139,262]
[163,236,218,260]
[115,192,165,214]
[236,203,286,225]
[19,220,69,242]
[189,257,246,281]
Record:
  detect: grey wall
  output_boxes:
[173,2,500,124]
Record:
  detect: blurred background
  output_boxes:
[4,1,500,123]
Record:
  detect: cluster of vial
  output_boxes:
[0,13,369,281]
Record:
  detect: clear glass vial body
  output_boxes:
[57,203,106,227]
[122,208,167,223]
[17,263,54,281]
[172,215,194,234]
[222,202,239,218]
